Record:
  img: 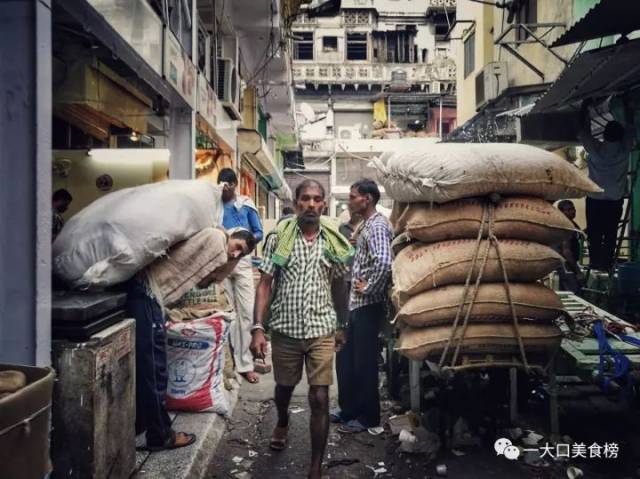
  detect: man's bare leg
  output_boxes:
[275,384,294,427]
[308,385,329,479]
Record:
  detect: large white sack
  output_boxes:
[53,180,224,289]
[370,143,602,203]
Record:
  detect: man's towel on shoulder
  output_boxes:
[271,216,354,268]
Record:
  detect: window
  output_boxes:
[323,36,338,51]
[335,157,372,186]
[433,12,455,41]
[346,32,368,60]
[293,31,314,60]
[464,31,475,78]
[516,0,537,41]
[372,30,416,63]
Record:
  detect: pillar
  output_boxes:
[0,1,53,365]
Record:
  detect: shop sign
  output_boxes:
[197,74,217,130]
[164,29,196,109]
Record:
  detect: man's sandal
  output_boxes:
[270,425,288,451]
[145,430,197,451]
[241,371,260,384]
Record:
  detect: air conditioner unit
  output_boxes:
[338,126,361,140]
[475,62,508,111]
[216,57,242,120]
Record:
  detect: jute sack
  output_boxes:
[396,323,562,361]
[396,283,564,326]
[393,239,563,302]
[395,196,576,245]
[370,143,601,203]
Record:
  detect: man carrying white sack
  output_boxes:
[126,227,256,451]
[218,168,264,384]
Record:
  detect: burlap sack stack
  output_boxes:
[371,143,602,371]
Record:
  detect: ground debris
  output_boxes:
[325,458,360,469]
[366,465,388,477]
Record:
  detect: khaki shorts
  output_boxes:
[271,332,335,386]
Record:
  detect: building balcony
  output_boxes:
[238,128,292,201]
[292,59,456,89]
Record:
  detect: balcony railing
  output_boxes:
[428,0,456,8]
[292,58,456,86]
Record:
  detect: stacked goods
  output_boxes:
[371,143,600,204]
[373,143,602,369]
[53,180,225,289]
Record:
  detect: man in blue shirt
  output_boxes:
[218,168,264,384]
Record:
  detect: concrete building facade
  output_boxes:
[451,0,604,143]
[288,0,457,216]
[0,0,302,365]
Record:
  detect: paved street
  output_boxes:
[208,350,640,479]
[209,357,523,479]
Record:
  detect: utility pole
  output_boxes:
[439,94,443,138]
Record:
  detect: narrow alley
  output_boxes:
[209,365,519,479]
[208,353,640,479]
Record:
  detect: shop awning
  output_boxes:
[551,0,640,47]
[238,128,292,201]
[54,58,152,137]
[531,38,640,114]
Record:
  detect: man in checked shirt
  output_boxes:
[250,179,351,479]
[335,179,393,433]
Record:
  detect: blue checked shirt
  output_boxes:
[349,212,393,311]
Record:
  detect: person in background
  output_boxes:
[338,210,362,246]
[250,179,352,479]
[555,200,584,293]
[128,228,255,451]
[218,168,264,384]
[279,206,295,224]
[335,179,393,434]
[52,188,72,241]
[580,97,635,271]
[331,210,362,423]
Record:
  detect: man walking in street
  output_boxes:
[250,179,353,479]
[335,179,393,433]
[218,168,264,384]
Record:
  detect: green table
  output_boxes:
[558,291,640,381]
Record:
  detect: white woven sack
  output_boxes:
[370,143,602,203]
[166,314,231,415]
[53,180,224,289]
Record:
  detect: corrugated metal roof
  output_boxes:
[531,38,640,113]
[551,0,640,47]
